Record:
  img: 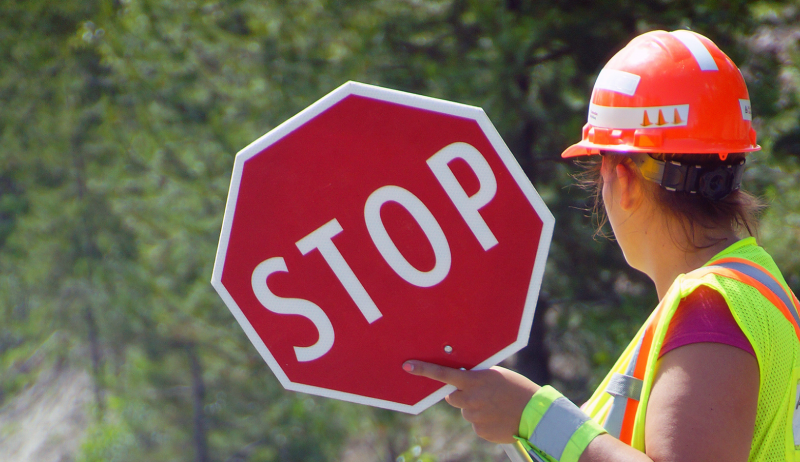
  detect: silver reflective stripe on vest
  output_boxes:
[709,262,800,328]
[528,397,590,460]
[606,373,644,400]
[603,333,645,438]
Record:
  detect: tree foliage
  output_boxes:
[0,1,798,461]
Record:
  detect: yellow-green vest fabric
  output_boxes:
[582,238,800,461]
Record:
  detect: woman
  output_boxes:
[403,30,800,462]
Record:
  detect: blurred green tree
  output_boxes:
[0,1,797,461]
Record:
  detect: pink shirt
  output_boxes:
[659,285,755,358]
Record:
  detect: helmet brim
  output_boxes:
[561,143,593,158]
[560,139,761,159]
[561,141,603,158]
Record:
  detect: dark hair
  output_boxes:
[575,152,765,249]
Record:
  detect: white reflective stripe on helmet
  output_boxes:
[740,99,752,121]
[670,30,719,71]
[588,103,689,129]
[594,69,641,96]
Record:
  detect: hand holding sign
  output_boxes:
[402,360,540,444]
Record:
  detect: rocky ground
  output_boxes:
[0,364,91,462]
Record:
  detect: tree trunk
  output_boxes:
[73,120,106,417]
[84,305,105,416]
[187,343,210,462]
[514,295,551,385]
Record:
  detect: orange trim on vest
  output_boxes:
[618,303,667,445]
[691,266,800,341]
[714,257,798,306]
[618,398,637,445]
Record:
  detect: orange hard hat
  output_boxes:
[561,30,760,159]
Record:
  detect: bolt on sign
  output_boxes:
[211,82,554,414]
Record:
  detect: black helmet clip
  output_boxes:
[635,155,745,201]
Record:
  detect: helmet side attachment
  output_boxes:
[632,155,746,201]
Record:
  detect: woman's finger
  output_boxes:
[402,360,471,389]
[445,389,469,408]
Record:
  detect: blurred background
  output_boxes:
[0,0,798,461]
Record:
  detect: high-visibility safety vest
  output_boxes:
[581,238,800,461]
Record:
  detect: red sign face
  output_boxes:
[212,82,554,414]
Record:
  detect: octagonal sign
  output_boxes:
[211,82,554,414]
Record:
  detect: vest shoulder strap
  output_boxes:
[692,257,800,342]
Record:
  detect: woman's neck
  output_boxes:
[641,225,740,301]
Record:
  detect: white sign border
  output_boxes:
[211,81,555,415]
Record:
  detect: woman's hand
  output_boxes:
[402,360,540,444]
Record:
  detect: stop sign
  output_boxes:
[211,82,554,414]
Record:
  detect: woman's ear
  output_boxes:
[614,159,643,212]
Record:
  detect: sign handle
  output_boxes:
[501,441,534,462]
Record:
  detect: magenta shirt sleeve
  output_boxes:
[659,285,756,358]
